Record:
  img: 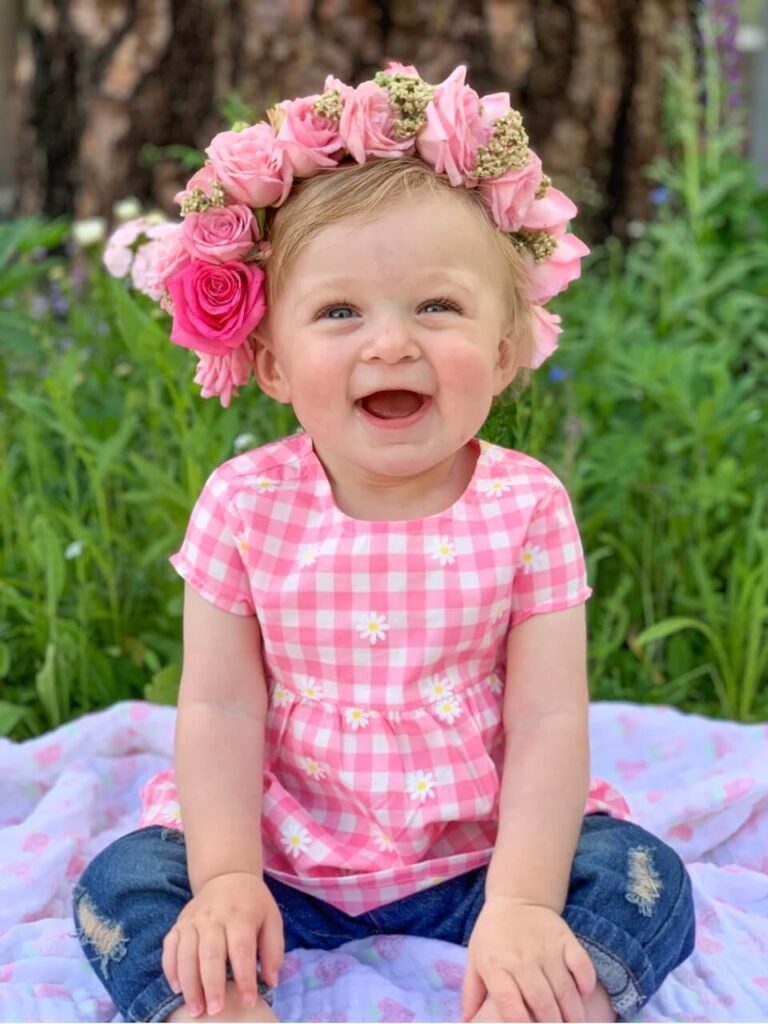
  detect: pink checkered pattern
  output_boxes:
[140,430,630,915]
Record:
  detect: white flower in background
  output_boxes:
[428,535,456,566]
[271,684,293,708]
[297,543,323,568]
[488,673,503,695]
[421,675,454,701]
[297,676,323,701]
[72,217,107,247]
[354,612,388,645]
[64,541,84,560]
[373,828,395,852]
[406,769,437,801]
[478,477,514,498]
[112,196,142,221]
[344,707,371,730]
[434,694,462,724]
[519,544,547,573]
[280,821,312,858]
[300,757,328,780]
[233,432,257,452]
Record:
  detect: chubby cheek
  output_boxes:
[286,356,349,435]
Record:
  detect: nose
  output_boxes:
[361,313,420,364]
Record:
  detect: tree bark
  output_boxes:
[11,0,694,237]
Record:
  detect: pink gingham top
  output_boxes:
[139,429,629,914]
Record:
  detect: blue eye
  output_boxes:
[421,298,462,314]
[316,303,357,320]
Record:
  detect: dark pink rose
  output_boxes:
[480,151,544,231]
[328,75,414,163]
[276,95,343,176]
[166,260,267,356]
[181,204,258,263]
[206,123,293,208]
[528,232,590,303]
[416,65,491,186]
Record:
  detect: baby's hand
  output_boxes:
[161,871,283,1017]
[462,897,596,1022]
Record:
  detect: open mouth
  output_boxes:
[356,390,427,420]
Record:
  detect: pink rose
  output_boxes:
[174,163,222,208]
[528,232,590,304]
[193,336,256,407]
[520,186,578,236]
[382,61,422,77]
[529,305,562,368]
[276,95,343,176]
[206,123,293,208]
[480,151,544,231]
[132,225,191,300]
[166,260,267,356]
[181,204,258,263]
[416,65,491,186]
[329,75,415,164]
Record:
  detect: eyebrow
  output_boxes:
[298,271,480,299]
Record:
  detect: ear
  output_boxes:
[251,323,292,405]
[492,334,519,395]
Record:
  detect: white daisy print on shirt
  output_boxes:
[297,676,323,701]
[492,599,510,623]
[354,612,389,645]
[434,694,463,724]
[372,828,395,853]
[344,707,371,730]
[255,476,277,493]
[420,675,454,701]
[236,534,249,557]
[427,535,456,566]
[297,543,323,568]
[271,684,293,708]
[519,544,548,574]
[300,757,328,780]
[478,477,514,498]
[478,439,504,464]
[488,673,503,695]
[280,821,312,859]
[406,769,437,801]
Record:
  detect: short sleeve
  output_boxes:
[509,482,593,627]
[169,467,255,616]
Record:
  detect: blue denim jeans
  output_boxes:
[71,813,695,1022]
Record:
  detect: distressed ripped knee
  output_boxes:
[625,846,662,917]
[74,889,129,976]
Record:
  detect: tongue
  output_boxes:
[362,390,424,419]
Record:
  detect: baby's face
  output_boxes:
[255,191,515,492]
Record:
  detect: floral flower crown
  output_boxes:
[104,62,589,407]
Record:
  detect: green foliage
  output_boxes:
[1,21,766,736]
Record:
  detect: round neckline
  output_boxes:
[298,430,483,526]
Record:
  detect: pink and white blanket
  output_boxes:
[1,700,766,1022]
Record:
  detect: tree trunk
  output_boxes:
[11,0,694,238]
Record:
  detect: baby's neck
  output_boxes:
[317,442,478,522]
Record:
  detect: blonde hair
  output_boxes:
[262,156,535,400]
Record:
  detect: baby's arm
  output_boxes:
[165,583,282,1017]
[462,604,596,1022]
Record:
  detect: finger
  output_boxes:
[514,965,562,1023]
[225,923,259,1007]
[197,922,228,1016]
[564,940,597,999]
[461,963,487,1022]
[161,925,181,994]
[176,925,205,1018]
[486,968,530,1023]
[547,961,586,1024]
[257,906,285,988]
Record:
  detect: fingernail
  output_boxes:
[243,993,256,1007]
[188,1005,202,1018]
[207,1000,221,1015]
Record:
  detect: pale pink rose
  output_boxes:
[479,92,511,122]
[206,123,293,208]
[416,65,491,186]
[174,163,222,208]
[276,95,343,176]
[166,260,266,356]
[529,305,562,368]
[480,151,544,231]
[132,225,191,300]
[193,336,257,407]
[520,187,578,236]
[329,76,414,163]
[103,217,150,277]
[528,232,590,304]
[383,61,421,76]
[181,204,258,263]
